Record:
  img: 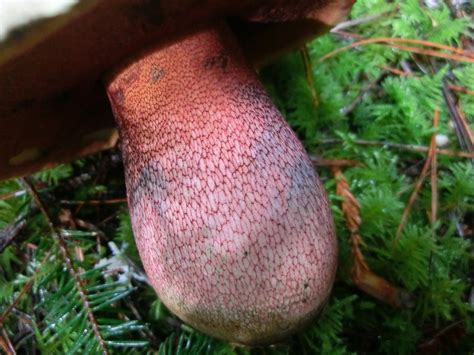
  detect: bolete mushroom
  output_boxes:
[0,0,354,345]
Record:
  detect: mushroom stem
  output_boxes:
[106,22,337,345]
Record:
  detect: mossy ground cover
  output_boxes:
[0,0,473,353]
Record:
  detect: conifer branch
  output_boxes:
[19,177,109,355]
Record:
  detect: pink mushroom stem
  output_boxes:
[106,22,337,345]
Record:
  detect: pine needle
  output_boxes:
[310,156,361,167]
[319,35,474,64]
[60,198,127,205]
[395,109,439,242]
[443,82,474,153]
[431,113,439,227]
[319,138,474,158]
[300,44,319,106]
[448,84,474,97]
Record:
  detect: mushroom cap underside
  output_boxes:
[0,0,354,181]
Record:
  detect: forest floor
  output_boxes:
[0,0,473,353]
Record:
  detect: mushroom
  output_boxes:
[0,0,354,345]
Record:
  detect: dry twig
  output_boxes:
[442,82,474,153]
